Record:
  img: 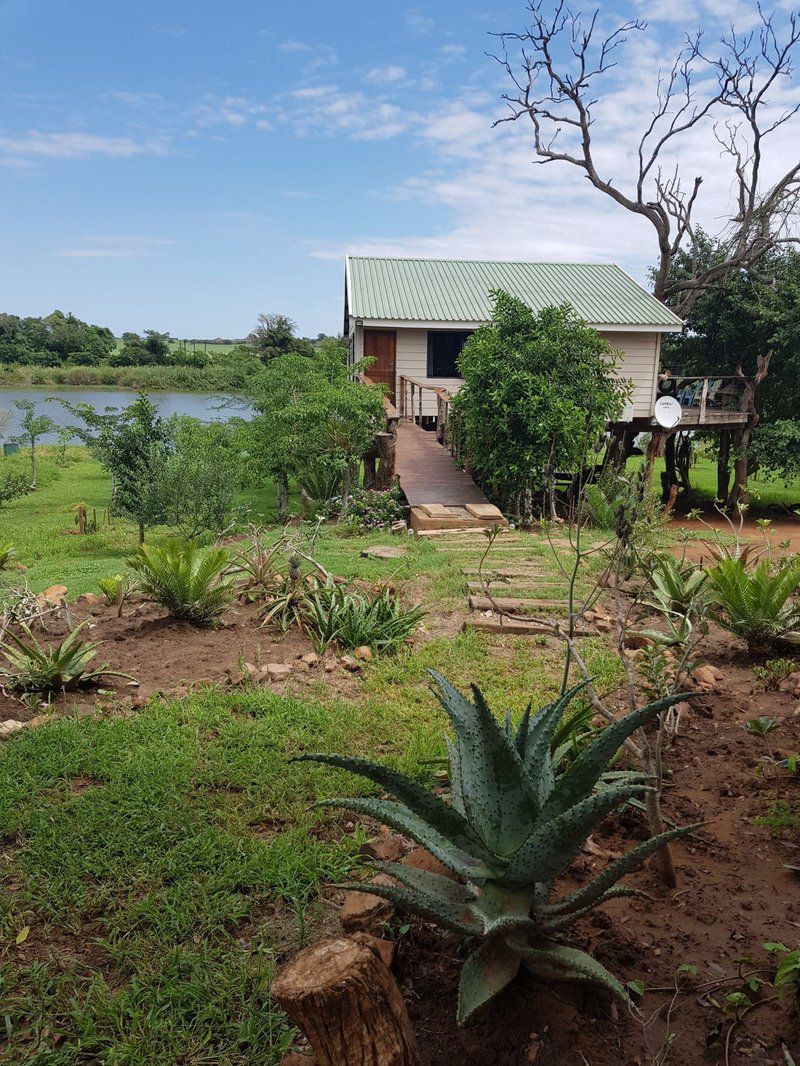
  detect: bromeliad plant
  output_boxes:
[297,672,697,1024]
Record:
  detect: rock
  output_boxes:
[38,584,67,607]
[126,679,140,688]
[340,874,396,932]
[360,545,406,560]
[402,847,456,880]
[362,835,407,863]
[0,720,25,740]
[595,618,614,633]
[243,662,259,682]
[323,657,338,673]
[778,671,800,693]
[351,932,396,969]
[75,592,104,609]
[13,562,27,572]
[300,652,321,667]
[340,655,363,673]
[691,664,718,690]
[626,632,654,649]
[266,663,292,683]
[354,646,373,662]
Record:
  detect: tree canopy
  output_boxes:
[452,292,630,517]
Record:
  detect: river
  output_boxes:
[0,387,253,444]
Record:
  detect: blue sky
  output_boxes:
[1,0,797,338]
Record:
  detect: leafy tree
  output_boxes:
[103,394,173,543]
[13,400,57,489]
[247,313,315,364]
[247,337,384,521]
[159,418,243,538]
[452,292,630,519]
[0,470,28,509]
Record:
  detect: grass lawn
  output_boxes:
[0,457,623,1062]
[0,447,296,596]
[651,455,800,508]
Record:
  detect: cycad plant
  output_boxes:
[0,621,130,694]
[706,557,800,654]
[127,540,234,626]
[297,673,696,1024]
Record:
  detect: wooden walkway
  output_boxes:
[395,420,489,507]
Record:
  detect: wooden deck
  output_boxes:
[395,420,506,530]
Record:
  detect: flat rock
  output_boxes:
[402,847,456,880]
[75,592,105,609]
[354,646,373,662]
[340,655,363,672]
[38,584,67,606]
[361,835,408,863]
[0,720,26,740]
[340,874,396,932]
[360,545,406,560]
[266,663,292,683]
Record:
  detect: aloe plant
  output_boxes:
[648,554,708,616]
[0,621,131,694]
[297,673,697,1024]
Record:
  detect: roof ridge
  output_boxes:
[345,255,620,267]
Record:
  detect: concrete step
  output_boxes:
[469,595,570,613]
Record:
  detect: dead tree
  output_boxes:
[272,938,420,1066]
[492,3,800,317]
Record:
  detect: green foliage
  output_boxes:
[304,585,424,654]
[298,675,695,1024]
[158,417,244,538]
[247,312,314,363]
[749,420,800,482]
[127,540,234,625]
[98,574,124,605]
[13,399,58,488]
[647,554,708,616]
[743,715,779,738]
[103,394,173,541]
[752,657,798,690]
[452,293,630,511]
[0,621,126,694]
[0,309,115,366]
[706,557,800,653]
[0,543,13,569]
[320,486,406,532]
[0,470,28,508]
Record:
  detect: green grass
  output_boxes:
[0,452,628,1061]
[650,456,800,508]
[0,447,295,596]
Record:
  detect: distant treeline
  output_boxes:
[0,310,335,389]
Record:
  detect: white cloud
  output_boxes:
[406,9,433,34]
[364,65,408,85]
[193,95,271,128]
[0,130,169,166]
[280,40,313,53]
[58,235,174,259]
[440,44,466,58]
[287,85,413,139]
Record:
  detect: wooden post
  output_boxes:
[698,377,709,423]
[363,453,377,489]
[717,428,731,503]
[375,432,397,491]
[417,384,422,426]
[399,378,405,418]
[644,429,667,484]
[272,938,420,1066]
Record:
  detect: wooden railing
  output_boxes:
[661,375,748,424]
[397,375,453,438]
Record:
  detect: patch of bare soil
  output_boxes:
[0,597,365,723]
[670,512,800,564]
[394,628,800,1065]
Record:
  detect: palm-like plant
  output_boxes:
[706,557,800,653]
[0,621,130,694]
[127,541,234,626]
[297,673,696,1024]
[647,554,708,616]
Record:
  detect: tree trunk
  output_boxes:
[138,521,145,545]
[644,430,668,485]
[375,432,396,491]
[363,452,377,490]
[662,434,678,503]
[727,427,751,510]
[717,429,731,503]
[277,473,289,525]
[272,938,420,1066]
[30,442,36,490]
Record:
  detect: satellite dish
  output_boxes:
[653,395,682,429]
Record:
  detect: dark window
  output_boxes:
[427,330,471,378]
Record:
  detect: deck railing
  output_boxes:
[662,375,748,424]
[397,375,453,437]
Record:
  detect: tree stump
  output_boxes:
[272,937,420,1066]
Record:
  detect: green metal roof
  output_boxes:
[346,256,682,329]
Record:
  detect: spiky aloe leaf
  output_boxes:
[519,681,591,807]
[338,878,481,936]
[540,887,651,933]
[317,797,497,880]
[445,737,464,815]
[505,783,651,884]
[538,692,698,822]
[472,880,539,939]
[295,752,495,863]
[428,671,537,855]
[458,937,521,1025]
[539,822,703,917]
[514,941,629,1002]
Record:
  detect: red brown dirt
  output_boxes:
[391,627,800,1065]
[670,513,800,565]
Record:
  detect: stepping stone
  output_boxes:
[360,545,407,559]
[468,595,569,613]
[467,617,593,636]
[466,580,564,592]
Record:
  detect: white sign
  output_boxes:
[653,396,683,429]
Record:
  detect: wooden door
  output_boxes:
[363,329,396,401]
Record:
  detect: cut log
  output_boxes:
[375,432,397,491]
[468,595,569,613]
[271,938,420,1066]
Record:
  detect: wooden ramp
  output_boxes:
[395,420,506,531]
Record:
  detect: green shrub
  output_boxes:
[707,557,800,654]
[0,621,128,695]
[318,486,406,532]
[752,658,798,690]
[0,471,28,509]
[304,585,424,654]
[0,544,13,570]
[98,575,124,605]
[298,674,694,1024]
[127,541,234,626]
